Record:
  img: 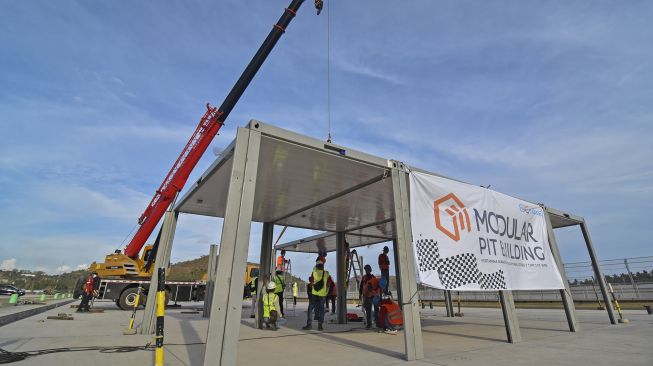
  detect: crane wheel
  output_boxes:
[118,287,143,310]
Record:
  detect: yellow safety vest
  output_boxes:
[292,283,298,297]
[273,274,284,294]
[311,269,330,297]
[263,292,278,318]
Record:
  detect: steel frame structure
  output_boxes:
[141,120,617,366]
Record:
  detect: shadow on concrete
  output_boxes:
[313,331,405,360]
[422,327,507,343]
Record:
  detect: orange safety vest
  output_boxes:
[276,255,285,270]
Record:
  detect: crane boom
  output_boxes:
[123,0,310,258]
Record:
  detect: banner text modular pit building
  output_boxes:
[144,120,616,366]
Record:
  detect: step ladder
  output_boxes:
[283,258,295,316]
[346,249,364,309]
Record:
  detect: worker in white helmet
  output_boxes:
[263,281,282,330]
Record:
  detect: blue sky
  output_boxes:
[1,1,651,279]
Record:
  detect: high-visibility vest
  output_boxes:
[263,292,278,318]
[277,256,285,270]
[311,269,330,297]
[292,283,298,297]
[273,274,284,294]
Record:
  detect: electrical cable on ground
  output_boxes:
[0,327,365,363]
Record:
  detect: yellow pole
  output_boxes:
[128,286,142,330]
[155,268,165,366]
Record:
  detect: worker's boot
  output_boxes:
[302,324,312,330]
[318,323,324,331]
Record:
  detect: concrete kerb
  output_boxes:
[0,299,76,327]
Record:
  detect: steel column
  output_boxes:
[544,212,579,332]
[203,128,261,366]
[141,207,179,334]
[257,222,274,327]
[444,290,454,317]
[203,244,219,317]
[391,162,424,361]
[336,231,347,324]
[499,290,522,343]
[392,239,402,302]
[580,221,616,324]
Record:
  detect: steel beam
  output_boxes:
[391,162,424,361]
[204,128,261,366]
[336,231,347,324]
[544,211,579,332]
[580,221,616,324]
[140,207,179,334]
[203,244,219,317]
[499,290,522,343]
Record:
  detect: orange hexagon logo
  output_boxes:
[434,193,471,242]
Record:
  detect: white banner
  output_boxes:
[409,171,564,291]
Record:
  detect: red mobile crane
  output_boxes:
[88,1,322,308]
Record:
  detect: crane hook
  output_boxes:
[315,0,323,15]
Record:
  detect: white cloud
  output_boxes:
[56,265,72,273]
[0,258,17,270]
[76,264,88,270]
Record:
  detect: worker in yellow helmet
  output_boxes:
[263,281,282,330]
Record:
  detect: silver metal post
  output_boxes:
[499,290,522,343]
[623,259,640,299]
[336,231,347,324]
[203,244,218,317]
[204,128,261,366]
[580,221,616,324]
[141,208,178,334]
[544,211,579,332]
[391,162,424,361]
[257,222,274,327]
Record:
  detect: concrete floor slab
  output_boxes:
[0,300,650,366]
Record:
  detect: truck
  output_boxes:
[82,0,319,309]
[77,255,260,310]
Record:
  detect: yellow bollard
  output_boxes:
[9,293,18,305]
[155,268,165,366]
[608,283,629,324]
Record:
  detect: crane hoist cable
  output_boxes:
[326,0,332,143]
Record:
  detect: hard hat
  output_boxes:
[267,282,277,290]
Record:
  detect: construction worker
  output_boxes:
[76,272,97,313]
[292,282,298,306]
[249,275,258,318]
[378,246,391,294]
[272,269,285,317]
[262,282,282,330]
[325,279,336,314]
[360,264,380,328]
[277,250,287,271]
[302,259,333,331]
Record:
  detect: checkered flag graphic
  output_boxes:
[415,238,506,290]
